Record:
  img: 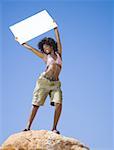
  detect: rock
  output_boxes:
[1,130,89,150]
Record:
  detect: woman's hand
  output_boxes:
[15,37,26,45]
[53,20,58,29]
[54,26,58,30]
[15,37,31,50]
[15,37,19,42]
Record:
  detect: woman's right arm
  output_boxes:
[15,37,44,59]
[22,43,44,59]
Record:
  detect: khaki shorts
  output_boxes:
[32,73,62,106]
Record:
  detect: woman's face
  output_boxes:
[43,44,53,54]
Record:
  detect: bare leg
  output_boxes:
[52,103,62,133]
[24,105,39,130]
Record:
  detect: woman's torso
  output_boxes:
[43,52,62,81]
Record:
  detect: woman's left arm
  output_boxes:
[54,26,62,56]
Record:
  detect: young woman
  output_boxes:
[15,26,63,134]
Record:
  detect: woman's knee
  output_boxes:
[55,103,62,108]
[32,104,39,109]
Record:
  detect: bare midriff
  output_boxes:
[44,63,61,81]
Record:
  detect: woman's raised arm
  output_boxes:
[54,26,62,56]
[22,43,44,59]
[15,37,44,59]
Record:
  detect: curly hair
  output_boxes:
[38,37,58,53]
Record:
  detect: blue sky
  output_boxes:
[0,0,114,150]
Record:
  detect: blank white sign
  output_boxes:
[9,10,57,44]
